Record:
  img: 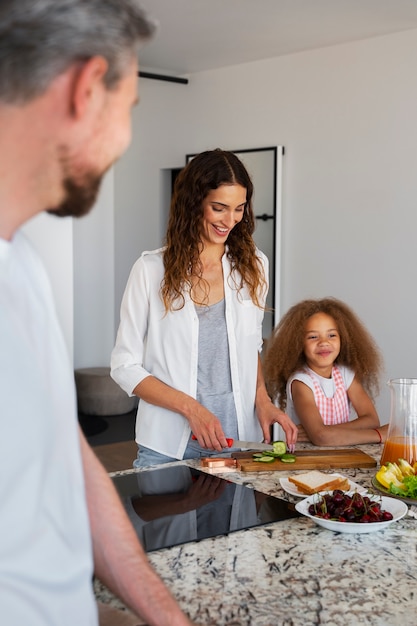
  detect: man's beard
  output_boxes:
[46,146,112,218]
[47,172,103,219]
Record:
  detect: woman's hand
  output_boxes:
[186,398,229,451]
[257,402,298,451]
[274,408,299,451]
[255,355,298,451]
[134,376,228,451]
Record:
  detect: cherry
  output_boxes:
[307,489,393,525]
[351,493,365,512]
[343,507,356,522]
[332,491,345,505]
[381,511,393,521]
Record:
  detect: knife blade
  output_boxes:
[191,434,273,450]
[226,439,274,450]
[231,439,295,454]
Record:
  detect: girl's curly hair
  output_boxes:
[263,297,383,410]
[161,149,266,310]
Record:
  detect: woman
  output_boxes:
[111,149,297,466]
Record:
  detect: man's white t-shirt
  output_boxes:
[0,232,97,625]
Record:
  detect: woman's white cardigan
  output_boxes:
[111,247,268,459]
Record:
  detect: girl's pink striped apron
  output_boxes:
[307,366,350,425]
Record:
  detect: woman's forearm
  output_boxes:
[134,375,198,421]
[134,377,228,450]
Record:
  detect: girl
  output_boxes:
[263,297,387,446]
[111,149,297,466]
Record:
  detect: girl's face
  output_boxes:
[200,184,246,247]
[303,312,341,377]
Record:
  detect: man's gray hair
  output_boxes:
[0,0,156,103]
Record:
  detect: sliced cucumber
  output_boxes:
[253,450,278,458]
[272,440,287,456]
[280,453,297,463]
[257,455,276,463]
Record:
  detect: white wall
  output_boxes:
[31,28,415,418]
[23,213,74,362]
[24,170,115,369]
[113,78,191,310]
[113,28,417,421]
[73,169,115,369]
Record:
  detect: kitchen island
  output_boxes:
[95,443,417,625]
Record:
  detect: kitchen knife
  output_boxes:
[226,439,276,450]
[191,435,274,450]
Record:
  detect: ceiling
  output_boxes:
[137,0,417,76]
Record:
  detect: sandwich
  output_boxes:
[288,470,350,495]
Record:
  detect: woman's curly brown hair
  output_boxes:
[161,148,267,311]
[263,297,383,410]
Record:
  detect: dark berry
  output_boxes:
[308,491,393,525]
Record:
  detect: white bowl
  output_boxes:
[295,490,408,533]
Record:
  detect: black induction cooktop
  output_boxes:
[112,465,300,552]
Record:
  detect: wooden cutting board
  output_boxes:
[231,449,377,472]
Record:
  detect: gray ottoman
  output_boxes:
[75,367,138,416]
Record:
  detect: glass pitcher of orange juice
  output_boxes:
[381,378,417,465]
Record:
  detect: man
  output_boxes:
[0,1,194,624]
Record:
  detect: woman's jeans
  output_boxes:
[133,440,235,468]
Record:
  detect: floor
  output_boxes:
[80,410,138,473]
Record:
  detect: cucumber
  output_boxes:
[280,453,296,463]
[257,455,275,463]
[254,450,281,458]
[272,440,287,456]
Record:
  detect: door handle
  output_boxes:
[256,213,274,222]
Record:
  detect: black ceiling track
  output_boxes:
[138,71,188,85]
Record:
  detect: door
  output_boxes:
[232,147,283,340]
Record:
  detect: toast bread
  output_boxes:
[288,470,350,495]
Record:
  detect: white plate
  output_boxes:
[371,475,417,505]
[279,473,366,498]
[295,491,408,533]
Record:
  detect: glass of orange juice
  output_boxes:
[381,379,417,465]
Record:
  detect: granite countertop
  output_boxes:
[95,443,417,625]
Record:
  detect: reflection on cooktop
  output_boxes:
[112,466,300,552]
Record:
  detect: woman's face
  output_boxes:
[303,312,341,377]
[200,184,247,247]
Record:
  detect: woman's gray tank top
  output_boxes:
[195,298,238,439]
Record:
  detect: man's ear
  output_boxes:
[70,56,109,119]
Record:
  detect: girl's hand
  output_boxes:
[377,423,389,443]
[296,424,311,443]
[292,378,385,446]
